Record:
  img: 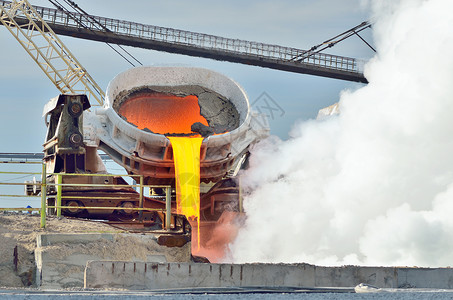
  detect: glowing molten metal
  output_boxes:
[119,93,208,135]
[119,92,209,248]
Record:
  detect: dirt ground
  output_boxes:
[0,212,123,288]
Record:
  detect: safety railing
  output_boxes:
[0,0,362,74]
[0,162,173,230]
[0,161,44,217]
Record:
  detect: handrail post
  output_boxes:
[165,186,171,230]
[56,173,62,217]
[40,163,47,228]
[138,175,144,221]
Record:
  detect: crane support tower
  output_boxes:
[0,0,104,105]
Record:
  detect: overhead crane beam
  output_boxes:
[0,0,368,83]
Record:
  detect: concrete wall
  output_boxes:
[85,262,316,290]
[35,233,453,291]
[35,233,191,289]
[84,261,453,290]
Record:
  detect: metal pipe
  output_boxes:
[44,183,134,188]
[46,206,163,211]
[61,196,144,200]
[0,171,41,174]
[0,195,40,198]
[0,182,41,186]
[0,162,42,164]
[56,173,62,217]
[47,172,132,177]
[40,163,47,228]
[138,175,144,221]
[165,186,171,230]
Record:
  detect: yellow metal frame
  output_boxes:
[0,0,105,105]
[0,163,173,230]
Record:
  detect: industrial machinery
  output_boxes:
[43,66,268,212]
[0,0,376,263]
[41,66,268,260]
[1,0,269,260]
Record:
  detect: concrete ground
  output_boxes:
[1,288,453,300]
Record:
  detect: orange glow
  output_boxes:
[190,212,242,262]
[119,93,208,134]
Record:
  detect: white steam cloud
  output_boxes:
[230,0,453,267]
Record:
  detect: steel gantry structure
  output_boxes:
[0,0,105,105]
[0,0,368,84]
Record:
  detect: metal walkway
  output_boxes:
[0,0,367,83]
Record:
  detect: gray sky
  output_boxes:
[0,0,374,153]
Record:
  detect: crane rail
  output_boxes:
[0,0,367,83]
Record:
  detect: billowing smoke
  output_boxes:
[229,0,453,267]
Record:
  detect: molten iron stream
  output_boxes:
[169,136,203,249]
